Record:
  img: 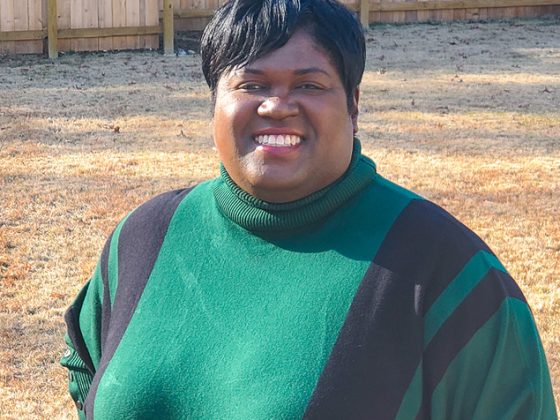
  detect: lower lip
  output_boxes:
[255,142,302,155]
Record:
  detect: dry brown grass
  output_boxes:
[1,18,559,417]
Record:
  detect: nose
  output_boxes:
[257,95,298,120]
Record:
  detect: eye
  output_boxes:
[296,83,323,90]
[237,82,265,91]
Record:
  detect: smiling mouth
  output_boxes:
[254,134,302,147]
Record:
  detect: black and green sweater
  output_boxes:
[61,141,556,419]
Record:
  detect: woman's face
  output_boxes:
[212,30,358,203]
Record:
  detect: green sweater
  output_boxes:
[61,141,556,419]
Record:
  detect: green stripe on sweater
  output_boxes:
[93,174,416,419]
[108,214,129,306]
[429,299,554,419]
[424,251,506,346]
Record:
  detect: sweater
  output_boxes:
[61,140,557,419]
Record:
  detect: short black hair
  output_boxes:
[201,0,366,110]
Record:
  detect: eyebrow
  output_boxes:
[239,67,331,76]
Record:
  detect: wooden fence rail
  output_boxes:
[1,0,559,57]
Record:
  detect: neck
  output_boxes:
[212,138,377,232]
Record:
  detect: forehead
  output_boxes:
[229,30,338,77]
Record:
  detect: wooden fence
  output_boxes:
[0,0,162,55]
[1,0,559,56]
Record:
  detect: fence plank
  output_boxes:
[174,8,214,17]
[0,29,46,41]
[70,0,83,51]
[396,10,407,22]
[369,0,560,12]
[370,0,381,23]
[144,0,159,49]
[13,0,32,54]
[406,9,419,22]
[57,0,70,51]
[48,0,58,58]
[174,0,209,31]
[29,0,43,29]
[163,0,174,54]
[205,0,218,28]
[58,25,160,38]
[465,7,480,19]
[127,0,140,49]
[490,4,504,16]
[429,8,442,20]
[28,0,43,53]
[178,0,189,31]
[99,0,113,50]
[443,7,455,21]
[454,7,467,18]
[139,0,146,48]
[360,0,370,28]
[417,7,432,21]
[113,0,128,50]
[0,0,15,54]
[13,0,26,31]
[504,5,519,16]
[519,5,532,16]
[82,0,99,51]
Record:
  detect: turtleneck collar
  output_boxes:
[212,139,376,232]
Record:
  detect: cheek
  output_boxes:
[213,102,254,164]
[307,92,352,125]
[212,108,234,160]
[213,97,254,140]
[311,107,354,143]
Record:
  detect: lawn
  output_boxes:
[1,18,559,417]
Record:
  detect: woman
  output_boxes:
[62,0,556,418]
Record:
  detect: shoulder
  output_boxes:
[361,173,487,256]
[391,197,489,253]
[109,180,220,266]
[372,181,492,270]
[106,185,200,281]
[368,179,522,313]
[116,181,216,238]
[122,187,194,231]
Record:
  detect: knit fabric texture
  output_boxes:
[61,140,557,419]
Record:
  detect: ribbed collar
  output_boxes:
[212,139,376,232]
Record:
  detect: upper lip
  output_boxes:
[253,128,304,137]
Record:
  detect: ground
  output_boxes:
[0,18,559,417]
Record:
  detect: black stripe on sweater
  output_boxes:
[303,263,423,420]
[64,300,96,375]
[416,268,526,419]
[305,198,498,419]
[64,233,113,375]
[84,188,191,419]
[100,231,112,350]
[373,199,492,314]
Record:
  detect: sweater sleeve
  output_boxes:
[60,334,93,419]
[59,189,189,417]
[423,254,557,419]
[60,236,111,418]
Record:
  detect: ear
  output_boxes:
[350,87,360,134]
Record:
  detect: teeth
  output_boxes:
[254,135,302,147]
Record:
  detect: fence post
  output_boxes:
[360,0,370,29]
[163,0,174,55]
[47,0,58,58]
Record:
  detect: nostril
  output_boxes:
[257,97,298,118]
